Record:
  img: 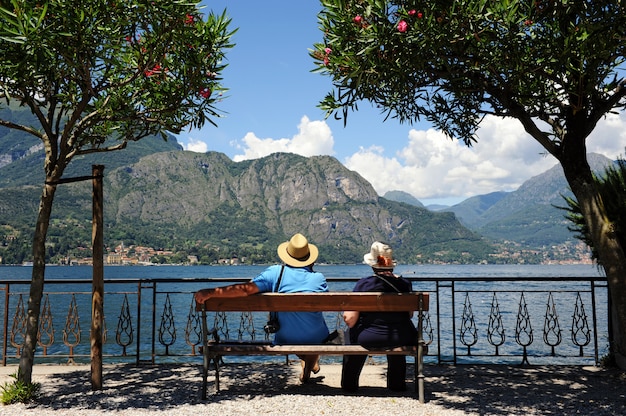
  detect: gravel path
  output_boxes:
[1,361,625,415]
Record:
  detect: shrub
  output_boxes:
[0,371,41,405]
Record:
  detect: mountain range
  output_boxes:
[0,105,609,264]
[385,153,613,252]
[0,106,492,264]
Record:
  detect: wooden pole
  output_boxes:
[91,165,105,390]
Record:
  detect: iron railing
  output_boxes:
[0,276,609,366]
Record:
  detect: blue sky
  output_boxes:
[176,1,626,206]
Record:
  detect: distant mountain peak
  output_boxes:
[383,190,425,208]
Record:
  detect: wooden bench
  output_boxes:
[196,292,429,402]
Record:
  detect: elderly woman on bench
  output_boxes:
[341,241,419,392]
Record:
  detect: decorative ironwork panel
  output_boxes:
[237,312,256,340]
[571,292,591,356]
[213,311,230,339]
[185,299,202,355]
[158,294,177,355]
[459,292,478,354]
[487,292,506,355]
[543,292,562,356]
[421,311,434,346]
[63,294,81,363]
[515,292,533,365]
[116,294,134,356]
[9,294,27,355]
[37,294,55,355]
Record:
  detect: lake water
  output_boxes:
[0,264,608,366]
[0,262,606,281]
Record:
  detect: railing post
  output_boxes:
[436,280,442,363]
[591,280,599,364]
[90,164,105,391]
[2,283,8,366]
[451,280,457,365]
[201,306,208,400]
[136,280,142,365]
[152,281,157,364]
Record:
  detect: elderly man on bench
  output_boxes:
[194,233,329,383]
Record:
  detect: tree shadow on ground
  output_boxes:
[422,364,626,415]
[18,362,626,415]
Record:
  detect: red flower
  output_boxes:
[354,15,362,24]
[199,88,211,98]
[417,12,423,19]
[144,63,162,77]
[408,10,416,16]
[185,14,195,25]
[397,20,408,32]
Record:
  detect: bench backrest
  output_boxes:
[198,292,429,313]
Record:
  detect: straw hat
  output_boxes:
[363,241,397,270]
[277,233,319,267]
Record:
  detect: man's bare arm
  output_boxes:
[194,282,260,304]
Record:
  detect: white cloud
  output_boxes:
[182,138,208,153]
[225,112,626,204]
[232,116,334,162]
[346,116,558,200]
[346,112,626,202]
[587,112,626,158]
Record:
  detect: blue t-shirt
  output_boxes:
[253,264,329,344]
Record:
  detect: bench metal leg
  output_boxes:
[202,354,220,398]
[214,357,221,392]
[202,349,208,399]
[417,344,425,403]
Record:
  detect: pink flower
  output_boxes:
[354,15,362,24]
[408,10,416,16]
[397,20,408,32]
[325,47,332,55]
[323,56,329,66]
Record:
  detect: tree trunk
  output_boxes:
[18,182,57,385]
[560,148,626,368]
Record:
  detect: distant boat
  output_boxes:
[22,261,33,266]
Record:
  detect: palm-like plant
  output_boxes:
[562,158,626,265]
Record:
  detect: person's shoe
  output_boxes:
[388,383,407,392]
[341,384,359,392]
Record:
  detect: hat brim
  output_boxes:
[278,241,319,267]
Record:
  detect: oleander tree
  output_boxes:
[312,0,626,366]
[0,0,235,384]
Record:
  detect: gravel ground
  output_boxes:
[1,361,625,415]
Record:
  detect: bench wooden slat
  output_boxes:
[199,291,429,312]
[206,343,421,356]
